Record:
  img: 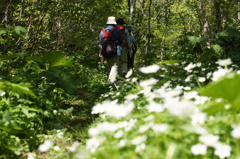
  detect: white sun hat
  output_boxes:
[106,16,117,25]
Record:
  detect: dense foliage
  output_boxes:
[0,0,239,158]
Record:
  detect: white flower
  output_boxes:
[146,101,165,113]
[131,136,147,145]
[53,110,58,114]
[196,62,202,67]
[91,103,105,114]
[207,72,212,79]
[67,141,80,152]
[57,131,64,139]
[193,126,208,135]
[86,137,101,153]
[139,78,158,88]
[212,68,231,81]
[190,112,207,125]
[53,146,60,151]
[185,75,193,82]
[0,92,6,96]
[191,144,207,155]
[152,123,168,133]
[184,91,198,100]
[184,63,197,72]
[184,86,191,90]
[198,77,206,82]
[214,142,231,159]
[27,153,36,159]
[231,123,240,138]
[194,96,210,105]
[88,121,119,136]
[216,58,232,66]
[199,134,219,147]
[114,130,124,138]
[165,99,198,118]
[131,77,138,82]
[125,69,133,78]
[108,64,118,83]
[135,143,146,153]
[38,140,54,152]
[105,102,135,119]
[124,119,138,131]
[139,124,152,133]
[125,94,138,101]
[91,100,135,119]
[119,139,127,147]
[139,64,160,74]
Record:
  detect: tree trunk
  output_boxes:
[213,0,221,32]
[145,0,152,55]
[200,1,211,38]
[238,2,240,29]
[128,0,136,24]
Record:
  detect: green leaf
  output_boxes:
[199,72,240,108]
[0,53,28,59]
[0,81,36,98]
[44,68,78,93]
[27,55,45,63]
[212,45,222,55]
[44,51,73,68]
[59,107,74,115]
[158,60,180,66]
[22,108,36,118]
[0,30,7,35]
[14,26,27,35]
[187,36,207,47]
[200,101,226,114]
[218,27,240,37]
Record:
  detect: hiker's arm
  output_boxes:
[133,35,138,51]
[133,42,138,51]
[125,29,131,49]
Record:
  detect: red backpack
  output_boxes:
[100,27,117,58]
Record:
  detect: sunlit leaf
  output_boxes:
[0,30,7,35]
[14,26,27,35]
[44,51,73,67]
[199,72,240,108]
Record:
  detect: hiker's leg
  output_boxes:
[120,46,128,77]
[131,50,136,68]
[107,56,119,83]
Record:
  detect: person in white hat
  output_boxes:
[99,16,123,83]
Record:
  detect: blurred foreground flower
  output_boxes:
[231,123,240,138]
[191,144,207,155]
[91,100,135,119]
[67,141,80,152]
[184,63,197,72]
[139,64,160,74]
[38,140,54,152]
[139,78,158,88]
[199,134,219,147]
[212,68,232,81]
[86,137,102,153]
[216,58,232,67]
[214,142,231,159]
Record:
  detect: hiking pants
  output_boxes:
[120,46,128,76]
[107,56,119,83]
[127,49,136,69]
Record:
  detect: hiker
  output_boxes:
[99,16,123,83]
[116,18,131,78]
[126,26,138,71]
